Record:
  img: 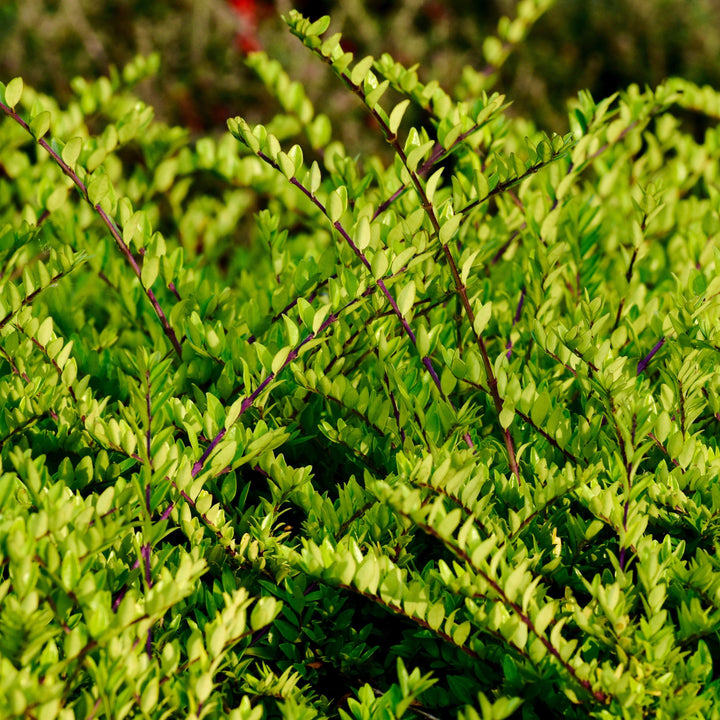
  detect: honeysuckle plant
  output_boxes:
[2,3,720,719]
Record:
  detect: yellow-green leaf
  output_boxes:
[309,161,321,195]
[499,405,515,429]
[351,55,374,86]
[328,187,346,223]
[4,77,23,109]
[388,99,410,135]
[425,167,444,204]
[473,301,492,336]
[62,137,83,169]
[355,216,371,251]
[87,174,110,206]
[141,256,160,289]
[397,281,416,317]
[439,213,462,245]
[271,346,291,374]
[30,111,51,139]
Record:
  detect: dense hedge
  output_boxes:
[2,4,720,719]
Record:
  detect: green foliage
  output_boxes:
[2,7,720,720]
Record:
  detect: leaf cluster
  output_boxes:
[2,7,720,720]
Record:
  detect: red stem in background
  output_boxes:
[228,0,263,53]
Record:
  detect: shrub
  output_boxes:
[2,5,720,719]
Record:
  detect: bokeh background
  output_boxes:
[2,0,720,135]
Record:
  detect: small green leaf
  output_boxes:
[441,366,457,396]
[328,187,347,223]
[46,187,68,213]
[483,36,504,65]
[534,602,556,636]
[62,137,83,169]
[460,250,480,285]
[677,436,696,469]
[61,552,80,589]
[371,249,389,279]
[4,77,23,109]
[354,555,380,595]
[297,297,314,328]
[225,397,245,429]
[425,167,444,204]
[606,118,625,144]
[452,621,471,646]
[499,405,515,429]
[439,213,462,245]
[271,346,291,374]
[365,79,389,109]
[87,173,110,206]
[320,31,342,57]
[277,151,295,180]
[355,216,371,251]
[473,301,492,336]
[388,99,411,135]
[351,55,374,86]
[96,486,114,517]
[36,317,53,346]
[313,304,332,334]
[30,111,51,139]
[537,140,553,163]
[336,554,357,586]
[406,140,434,173]
[441,123,462,150]
[141,256,160,289]
[309,114,332,148]
[391,246,416,275]
[86,148,107,173]
[288,144,303,173]
[61,358,77,387]
[417,324,431,357]
[438,507,462,537]
[195,673,213,704]
[531,391,551,427]
[309,161,322,195]
[397,281,416,317]
[154,159,177,193]
[123,211,142,246]
[283,314,300,346]
[474,170,489,199]
[266,132,281,160]
[654,411,672,444]
[209,440,238,474]
[427,603,444,631]
[235,117,260,153]
[332,51,353,75]
[307,15,331,37]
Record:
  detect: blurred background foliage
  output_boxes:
[1,0,719,136]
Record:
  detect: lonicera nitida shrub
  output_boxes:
[2,4,720,719]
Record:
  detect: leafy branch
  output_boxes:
[0,88,183,357]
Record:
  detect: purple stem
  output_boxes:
[141,544,152,587]
[637,337,665,375]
